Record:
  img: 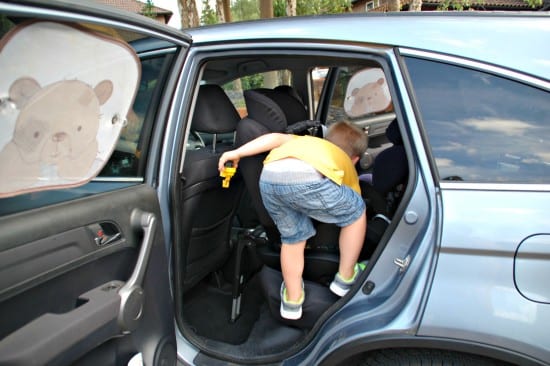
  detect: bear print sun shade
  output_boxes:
[0,21,140,198]
[343,67,392,118]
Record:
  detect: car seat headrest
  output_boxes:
[244,88,308,132]
[191,84,240,134]
[385,119,403,145]
[274,85,303,104]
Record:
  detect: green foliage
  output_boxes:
[436,0,469,10]
[231,0,260,21]
[274,0,286,17]
[437,0,542,9]
[141,0,155,18]
[295,0,352,15]
[278,0,353,16]
[200,0,218,25]
[0,14,13,37]
[524,0,543,7]
[240,0,352,20]
[240,74,264,90]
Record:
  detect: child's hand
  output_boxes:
[218,150,240,172]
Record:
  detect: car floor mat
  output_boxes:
[259,265,339,329]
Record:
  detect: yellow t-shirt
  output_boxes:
[263,135,361,194]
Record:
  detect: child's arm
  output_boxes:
[218,133,293,172]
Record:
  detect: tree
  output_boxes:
[200,0,217,25]
[142,0,155,18]
[387,0,401,11]
[260,0,274,18]
[409,0,422,10]
[521,0,542,7]
[296,0,351,15]
[216,0,225,22]
[436,0,541,10]
[178,0,199,28]
[232,0,260,21]
[275,0,351,16]
[222,0,232,21]
[286,0,297,16]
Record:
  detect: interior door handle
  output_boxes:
[118,209,157,333]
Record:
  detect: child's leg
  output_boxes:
[338,209,366,280]
[280,240,306,301]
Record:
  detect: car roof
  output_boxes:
[186,12,550,81]
[10,1,548,80]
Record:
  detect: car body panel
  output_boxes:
[186,13,550,81]
[418,188,550,363]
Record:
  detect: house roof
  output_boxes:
[95,0,173,19]
[352,0,541,10]
[422,0,539,9]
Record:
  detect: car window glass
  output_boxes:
[0,20,139,198]
[0,15,176,215]
[315,65,395,138]
[187,69,293,151]
[327,66,373,125]
[222,69,293,117]
[343,68,391,118]
[310,66,328,113]
[405,57,550,183]
[98,56,169,177]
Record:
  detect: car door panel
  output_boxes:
[0,184,175,366]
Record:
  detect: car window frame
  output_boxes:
[0,18,182,216]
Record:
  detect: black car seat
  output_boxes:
[360,119,408,258]
[228,87,336,321]
[235,88,339,280]
[274,84,304,104]
[179,84,243,292]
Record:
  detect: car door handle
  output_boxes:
[118,209,157,333]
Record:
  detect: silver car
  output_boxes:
[0,1,548,365]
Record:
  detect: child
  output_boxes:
[218,121,368,320]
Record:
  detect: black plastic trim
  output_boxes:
[318,335,548,366]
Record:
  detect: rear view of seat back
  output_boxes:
[179,84,243,292]
[235,88,309,243]
[236,88,341,282]
[361,119,408,258]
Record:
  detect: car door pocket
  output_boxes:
[0,280,124,366]
[0,228,100,295]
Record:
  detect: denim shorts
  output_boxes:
[259,176,365,244]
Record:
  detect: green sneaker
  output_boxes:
[329,262,367,297]
[280,282,305,320]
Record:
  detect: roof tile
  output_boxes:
[95,0,173,15]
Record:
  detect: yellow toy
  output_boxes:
[220,162,236,188]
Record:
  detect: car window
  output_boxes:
[310,66,329,113]
[314,65,395,137]
[222,69,293,117]
[99,55,171,176]
[405,57,550,184]
[187,69,293,151]
[0,17,176,215]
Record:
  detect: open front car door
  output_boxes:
[0,2,187,365]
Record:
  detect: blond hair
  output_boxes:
[325,121,368,158]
